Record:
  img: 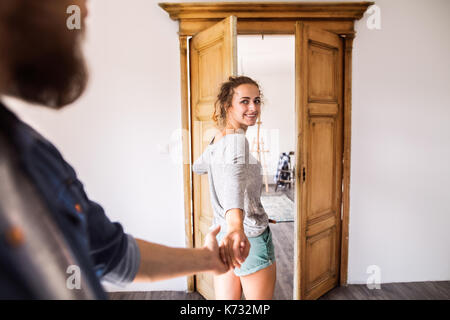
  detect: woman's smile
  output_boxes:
[244,113,258,120]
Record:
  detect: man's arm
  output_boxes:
[133,225,229,282]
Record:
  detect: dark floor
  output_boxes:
[109,280,450,300]
[319,281,450,300]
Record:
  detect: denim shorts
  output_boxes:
[216,226,275,277]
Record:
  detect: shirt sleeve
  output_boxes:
[82,196,139,283]
[192,148,210,175]
[100,234,141,286]
[222,135,248,215]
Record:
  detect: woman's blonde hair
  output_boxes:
[212,76,262,129]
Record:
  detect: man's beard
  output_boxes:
[2,1,88,108]
[8,44,88,108]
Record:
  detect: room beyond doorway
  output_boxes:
[238,34,296,300]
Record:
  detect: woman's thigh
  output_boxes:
[214,268,242,300]
[240,262,276,300]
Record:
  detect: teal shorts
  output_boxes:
[216,226,275,277]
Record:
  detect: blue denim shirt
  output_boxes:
[0,102,135,299]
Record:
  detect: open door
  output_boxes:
[295,22,344,300]
[190,16,237,300]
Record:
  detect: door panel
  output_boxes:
[309,118,335,219]
[190,15,237,300]
[295,22,344,300]
[306,226,337,292]
[309,44,337,101]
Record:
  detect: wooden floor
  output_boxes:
[109,280,450,300]
[271,220,294,300]
[319,281,450,300]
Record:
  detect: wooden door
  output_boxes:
[190,16,237,300]
[295,22,344,300]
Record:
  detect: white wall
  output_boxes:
[238,35,296,180]
[348,0,450,284]
[3,0,450,291]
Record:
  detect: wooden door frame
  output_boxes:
[160,1,373,298]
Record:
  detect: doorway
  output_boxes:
[238,34,296,300]
[187,17,344,300]
[160,1,372,300]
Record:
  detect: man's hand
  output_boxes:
[203,225,230,275]
[219,227,250,269]
[134,226,230,283]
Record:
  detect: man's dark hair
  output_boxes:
[0,0,88,108]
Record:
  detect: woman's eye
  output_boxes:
[240,100,249,104]
[255,99,261,105]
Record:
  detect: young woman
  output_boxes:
[193,76,276,300]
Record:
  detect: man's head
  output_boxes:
[0,0,88,108]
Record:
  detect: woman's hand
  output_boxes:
[219,227,251,269]
[221,209,251,269]
[203,225,230,275]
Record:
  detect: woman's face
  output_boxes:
[226,83,261,131]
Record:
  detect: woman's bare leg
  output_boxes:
[214,268,242,300]
[240,262,276,300]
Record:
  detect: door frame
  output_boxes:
[160,1,373,299]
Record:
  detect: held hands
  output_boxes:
[220,208,250,270]
[203,225,229,275]
[203,209,250,274]
[219,226,250,270]
[202,225,251,275]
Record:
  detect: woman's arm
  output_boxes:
[192,148,210,175]
[220,209,251,269]
[132,226,229,282]
[219,135,251,268]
